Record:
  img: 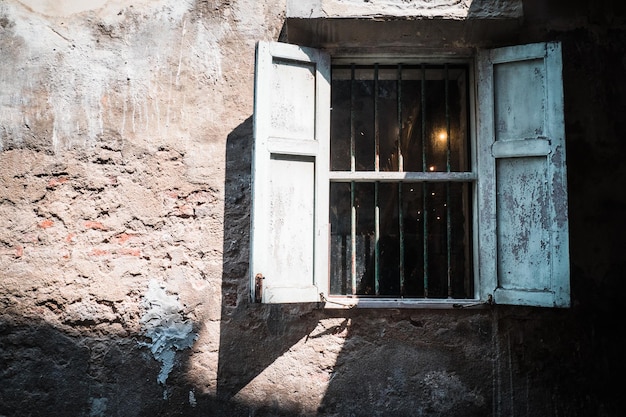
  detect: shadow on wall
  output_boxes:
[214,116,494,417]
[213,117,490,417]
[216,116,322,401]
[0,312,265,417]
[0,314,164,417]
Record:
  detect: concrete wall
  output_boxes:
[0,0,624,416]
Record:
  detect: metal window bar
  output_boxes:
[350,64,357,295]
[331,62,472,299]
[374,64,380,295]
[397,64,405,295]
[445,64,453,298]
[421,64,429,298]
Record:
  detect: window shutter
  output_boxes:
[477,42,570,307]
[250,41,330,303]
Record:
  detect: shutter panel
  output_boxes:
[250,41,330,303]
[477,42,570,307]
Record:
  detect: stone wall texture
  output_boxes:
[1,0,625,416]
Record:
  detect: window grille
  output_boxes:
[329,63,474,299]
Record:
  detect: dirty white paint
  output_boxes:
[250,41,330,303]
[140,280,198,385]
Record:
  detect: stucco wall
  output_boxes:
[1,0,625,416]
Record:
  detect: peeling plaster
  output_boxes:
[140,279,198,385]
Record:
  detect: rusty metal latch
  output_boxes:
[254,273,264,303]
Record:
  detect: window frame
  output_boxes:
[250,41,570,309]
[326,57,480,308]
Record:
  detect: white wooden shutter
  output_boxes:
[250,41,330,303]
[477,42,570,307]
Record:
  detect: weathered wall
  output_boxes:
[1,0,625,416]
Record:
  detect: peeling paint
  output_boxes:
[140,279,198,385]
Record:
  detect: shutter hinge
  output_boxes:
[254,273,264,303]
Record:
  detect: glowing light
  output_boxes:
[429,165,435,171]
[438,131,447,141]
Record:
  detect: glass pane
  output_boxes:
[329,62,472,300]
[401,183,425,297]
[377,71,399,172]
[449,182,473,298]
[331,65,469,173]
[423,182,473,298]
[426,182,448,298]
[400,73,424,173]
[353,69,376,171]
[330,77,351,171]
[421,68,469,173]
[355,182,375,294]
[330,182,351,294]
[330,181,473,298]
[377,183,400,295]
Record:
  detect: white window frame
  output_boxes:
[250,41,570,308]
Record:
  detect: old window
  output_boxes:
[250,41,570,308]
[329,63,472,300]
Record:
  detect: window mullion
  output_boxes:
[350,64,357,295]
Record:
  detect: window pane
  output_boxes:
[329,62,472,300]
[421,182,473,298]
[330,182,351,294]
[377,183,400,295]
[329,182,376,295]
[401,183,425,297]
[331,65,469,173]
[330,78,351,171]
[330,181,473,298]
[400,74,424,172]
[330,68,378,171]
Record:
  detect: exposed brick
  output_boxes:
[89,248,109,256]
[113,233,135,244]
[84,221,107,230]
[47,176,69,188]
[38,219,54,229]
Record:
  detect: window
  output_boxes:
[329,63,473,300]
[250,41,570,308]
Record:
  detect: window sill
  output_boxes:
[321,296,489,309]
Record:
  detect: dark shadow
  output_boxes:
[216,116,321,400]
[0,310,310,417]
[0,313,165,417]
